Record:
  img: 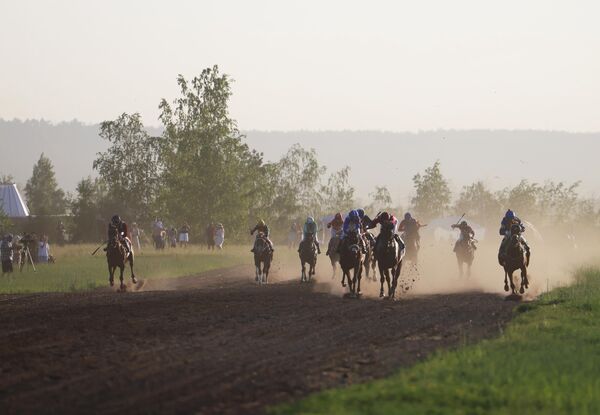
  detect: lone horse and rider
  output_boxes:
[105,215,137,290]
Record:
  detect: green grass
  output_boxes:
[0,244,248,293]
[270,267,600,415]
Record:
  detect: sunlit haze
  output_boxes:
[1,0,599,131]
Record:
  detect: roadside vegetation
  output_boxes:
[0,244,248,294]
[271,266,600,415]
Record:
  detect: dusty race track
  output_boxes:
[0,265,515,415]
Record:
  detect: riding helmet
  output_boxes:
[404,212,412,220]
[111,215,121,225]
[505,210,515,219]
[356,208,365,219]
[349,210,359,220]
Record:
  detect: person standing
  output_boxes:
[38,235,50,263]
[179,222,191,248]
[1,234,14,275]
[214,223,225,249]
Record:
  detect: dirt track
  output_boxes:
[0,266,515,414]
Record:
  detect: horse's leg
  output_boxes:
[341,269,347,287]
[391,259,403,298]
[108,264,114,287]
[301,260,305,283]
[378,265,385,298]
[129,252,137,284]
[356,265,362,295]
[457,257,463,278]
[520,266,528,294]
[119,265,125,290]
[503,270,509,292]
[509,270,516,294]
[265,260,270,283]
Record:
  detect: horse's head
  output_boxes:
[379,222,394,240]
[510,223,522,236]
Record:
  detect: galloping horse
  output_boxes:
[106,228,137,291]
[299,234,318,283]
[253,232,272,284]
[374,222,405,299]
[502,224,530,295]
[455,238,475,278]
[339,230,364,296]
[362,231,377,281]
[403,232,419,265]
[327,231,342,279]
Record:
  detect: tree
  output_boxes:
[320,166,355,215]
[411,161,451,220]
[1,174,15,184]
[93,113,161,222]
[368,186,393,214]
[454,181,502,226]
[70,177,107,242]
[158,66,267,238]
[24,153,67,216]
[497,180,540,220]
[270,144,326,228]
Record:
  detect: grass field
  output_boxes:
[0,244,249,294]
[271,266,600,415]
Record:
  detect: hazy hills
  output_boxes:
[1,119,599,205]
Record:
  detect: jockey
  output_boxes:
[398,212,422,247]
[327,213,344,238]
[367,211,405,250]
[356,208,376,246]
[341,209,367,253]
[298,216,321,254]
[451,220,476,252]
[498,209,529,264]
[106,215,132,254]
[250,219,274,252]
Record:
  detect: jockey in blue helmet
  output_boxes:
[498,209,529,265]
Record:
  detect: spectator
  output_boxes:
[38,235,50,263]
[1,234,14,275]
[168,227,177,248]
[179,222,191,248]
[206,223,216,250]
[214,223,225,249]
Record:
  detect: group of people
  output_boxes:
[250,208,531,265]
[0,232,52,275]
[151,218,194,249]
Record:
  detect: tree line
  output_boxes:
[2,66,598,242]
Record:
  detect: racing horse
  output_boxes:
[106,226,137,291]
[299,233,318,283]
[327,231,342,279]
[339,230,364,296]
[253,232,272,284]
[374,222,405,299]
[502,224,530,295]
[362,231,378,281]
[455,237,475,278]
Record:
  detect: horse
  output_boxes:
[327,231,342,279]
[455,237,475,278]
[502,224,531,295]
[106,231,137,291]
[362,231,377,281]
[374,222,405,299]
[339,230,364,296]
[299,234,318,283]
[253,233,272,285]
[402,231,419,265]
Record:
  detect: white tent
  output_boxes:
[0,184,30,218]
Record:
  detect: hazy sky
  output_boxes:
[1,0,599,131]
